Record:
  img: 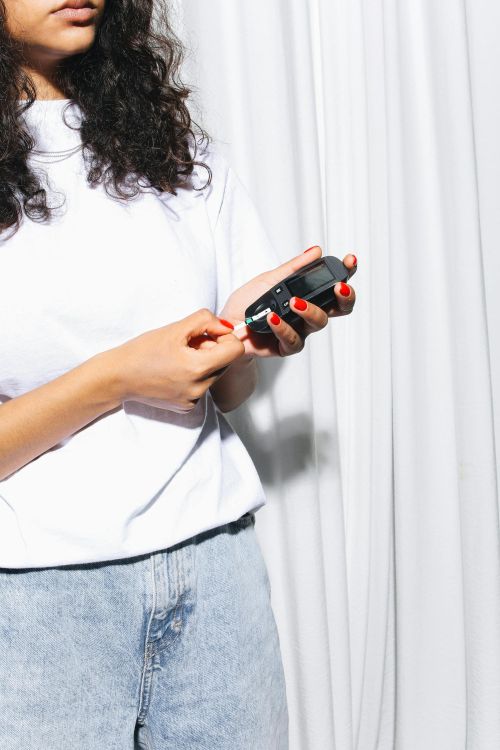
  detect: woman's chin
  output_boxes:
[45,29,98,57]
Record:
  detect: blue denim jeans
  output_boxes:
[0,512,288,749]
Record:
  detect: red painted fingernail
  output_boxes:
[304,245,317,253]
[351,254,357,266]
[338,282,350,297]
[218,318,234,329]
[291,297,307,311]
[270,312,281,325]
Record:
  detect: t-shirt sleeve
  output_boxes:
[197,143,281,315]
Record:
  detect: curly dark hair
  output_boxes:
[0,0,212,237]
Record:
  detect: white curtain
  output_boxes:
[171,1,500,747]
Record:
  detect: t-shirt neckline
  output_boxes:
[20,99,82,153]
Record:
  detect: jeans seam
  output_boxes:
[153,548,188,656]
[155,546,194,656]
[137,555,158,723]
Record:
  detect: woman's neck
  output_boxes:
[19,62,67,101]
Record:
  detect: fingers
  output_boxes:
[265,247,358,295]
[188,335,218,351]
[263,245,323,287]
[191,331,245,379]
[321,280,356,317]
[180,308,236,343]
[266,312,305,357]
[320,253,356,316]
[179,308,245,383]
[271,278,356,350]
[289,296,328,336]
[343,253,358,279]
[333,280,356,315]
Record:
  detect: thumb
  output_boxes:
[265,245,322,285]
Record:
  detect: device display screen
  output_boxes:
[286,263,333,298]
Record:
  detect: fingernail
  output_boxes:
[218,318,234,329]
[304,245,317,253]
[338,282,350,297]
[351,254,357,266]
[269,312,281,325]
[291,296,307,311]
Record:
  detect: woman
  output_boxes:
[0,1,357,748]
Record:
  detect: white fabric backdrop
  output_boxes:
[171,1,500,747]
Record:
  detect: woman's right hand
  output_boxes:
[104,308,245,413]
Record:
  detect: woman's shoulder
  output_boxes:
[153,137,228,219]
[190,138,230,188]
[187,137,233,224]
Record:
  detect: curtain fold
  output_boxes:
[173,1,500,746]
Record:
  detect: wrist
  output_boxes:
[209,353,258,412]
[235,352,256,366]
[86,349,126,409]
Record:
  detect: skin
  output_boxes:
[4,0,358,412]
[4,0,105,99]
[221,246,357,358]
[205,247,357,411]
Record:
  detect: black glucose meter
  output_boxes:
[243,255,351,334]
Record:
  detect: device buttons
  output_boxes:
[282,300,289,308]
[274,287,283,294]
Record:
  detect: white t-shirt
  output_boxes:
[0,99,279,568]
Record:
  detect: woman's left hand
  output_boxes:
[217,245,357,358]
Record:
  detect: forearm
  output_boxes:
[0,352,122,482]
[209,354,258,413]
